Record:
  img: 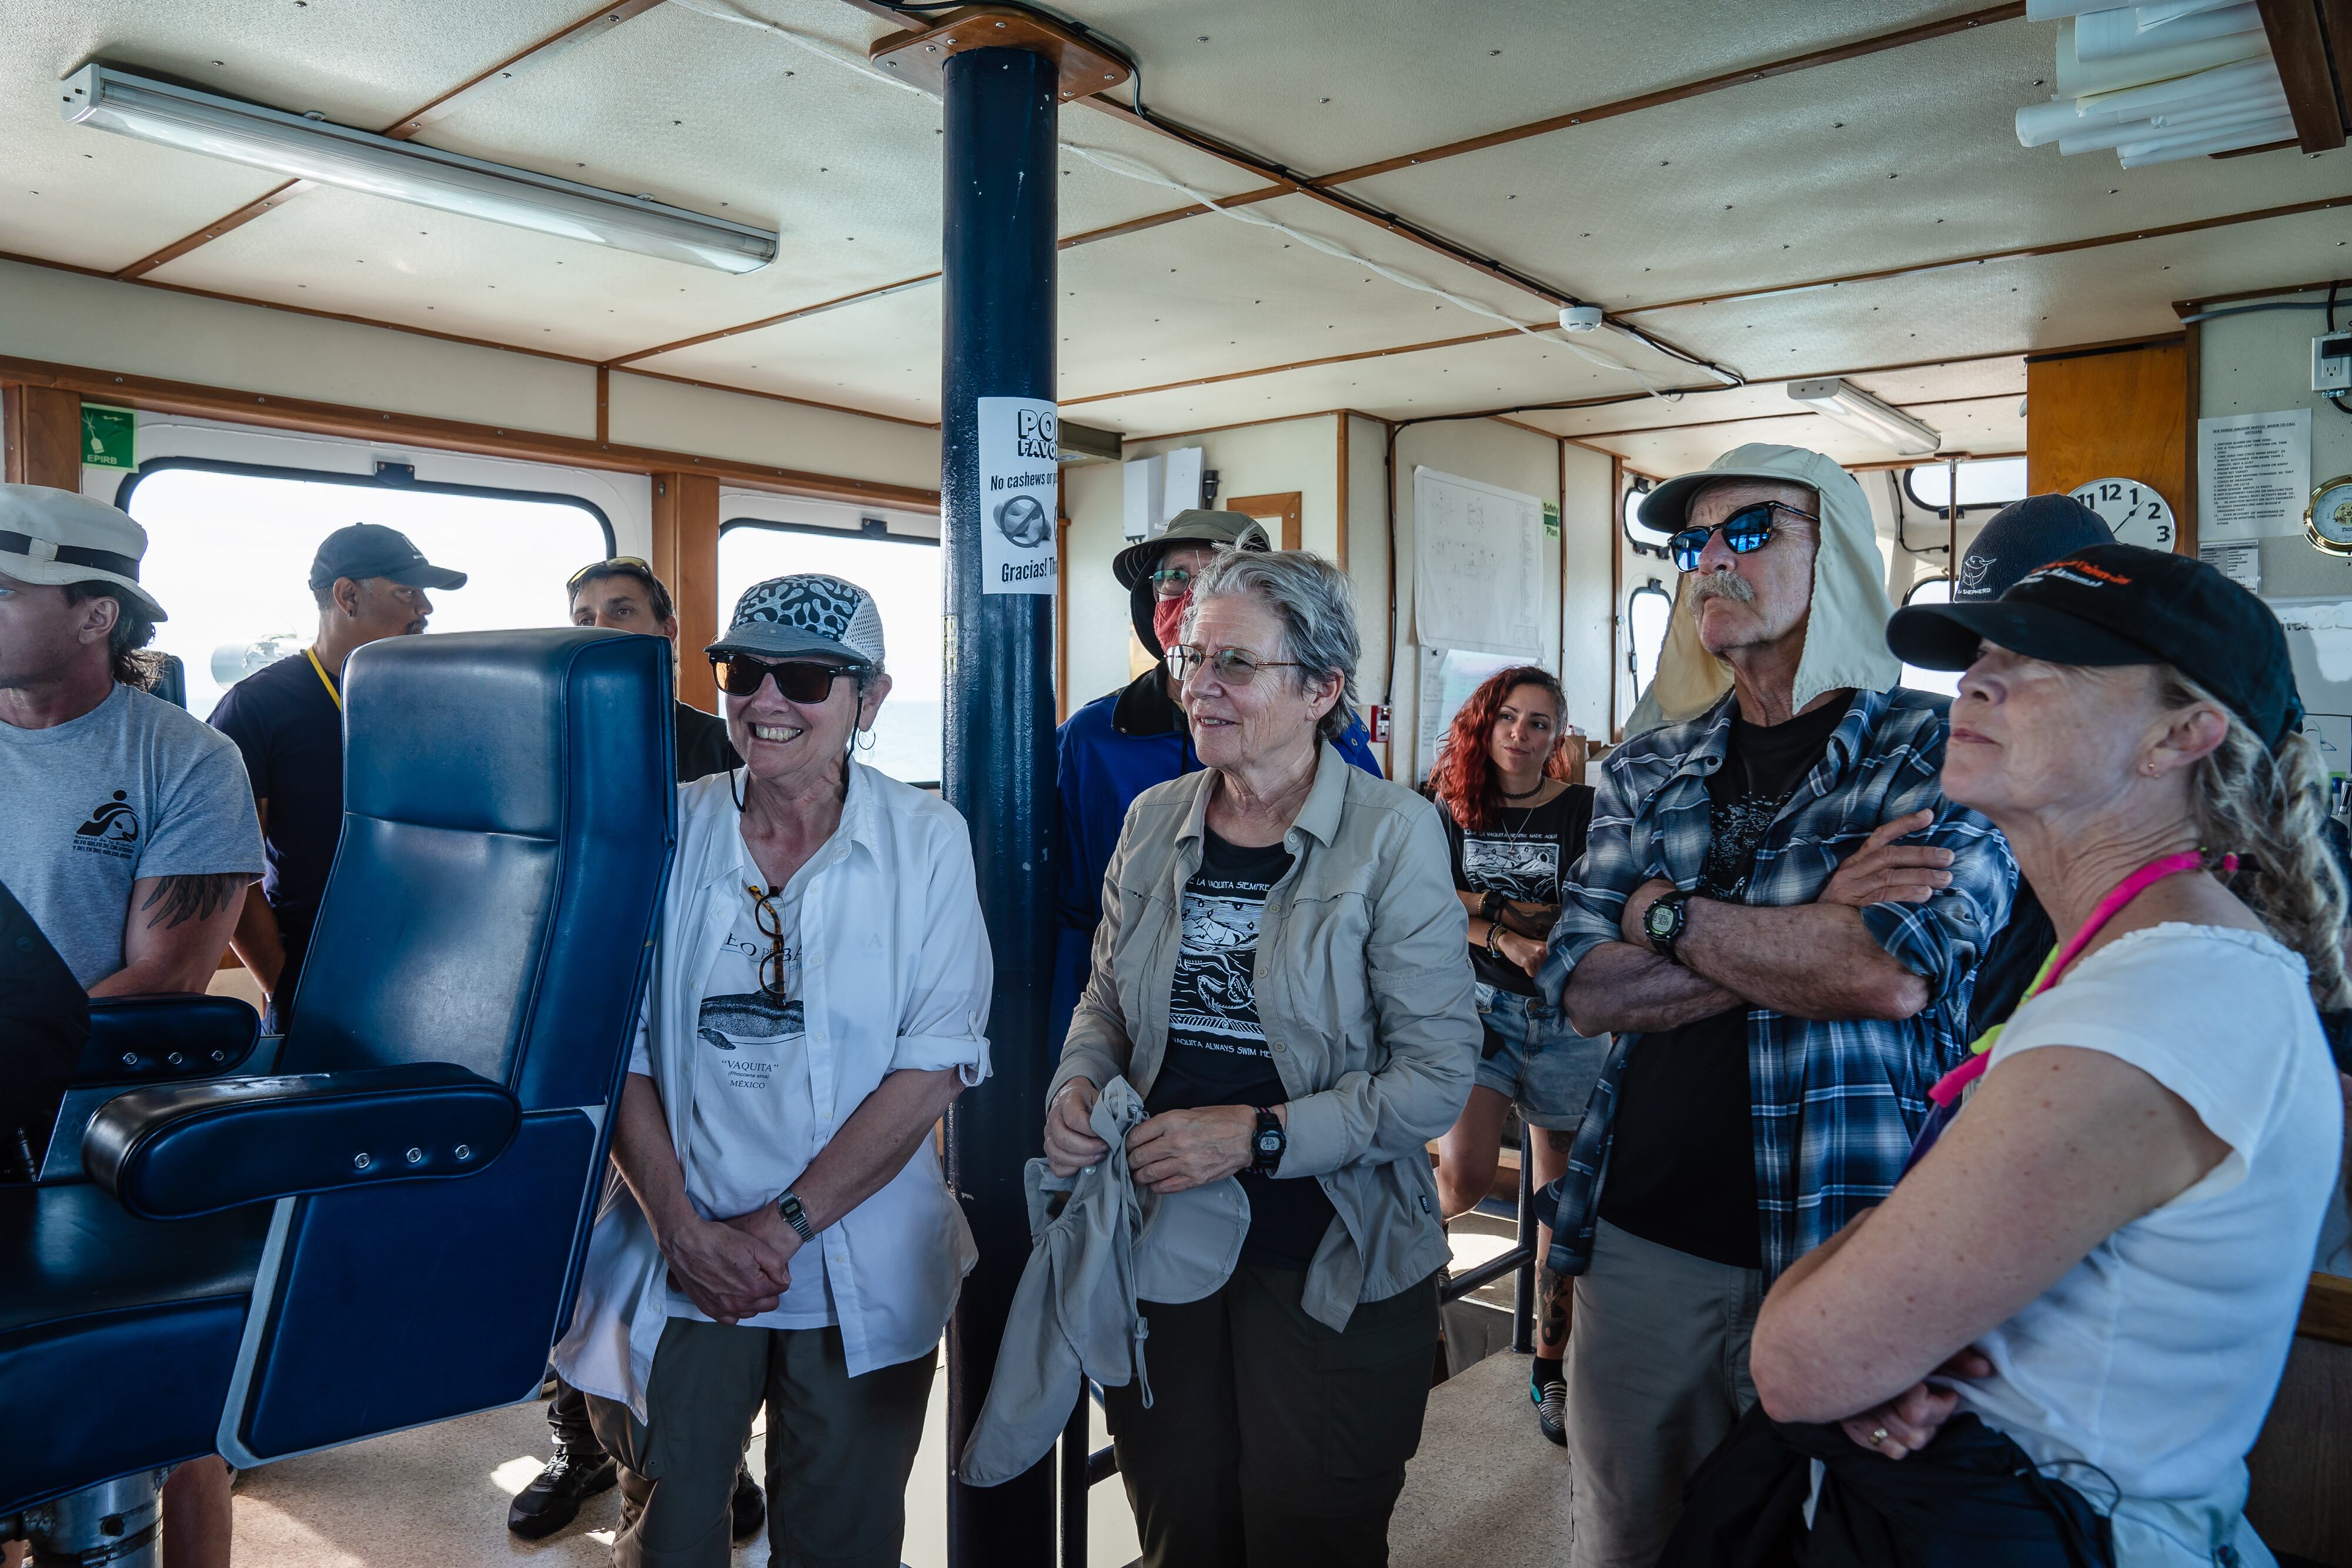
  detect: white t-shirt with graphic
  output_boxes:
[639,874,836,1330]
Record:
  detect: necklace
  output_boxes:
[1498,778,1546,801]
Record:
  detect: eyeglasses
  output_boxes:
[711,654,858,703]
[746,883,792,1001]
[567,556,656,593]
[1668,502,1818,573]
[1164,644,1307,687]
[1147,566,1198,600]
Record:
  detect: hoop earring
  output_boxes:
[854,727,878,753]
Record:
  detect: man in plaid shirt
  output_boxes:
[1541,446,2013,1568]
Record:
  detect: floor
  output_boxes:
[221,1226,1546,1568]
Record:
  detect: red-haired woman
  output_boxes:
[1430,665,1604,1447]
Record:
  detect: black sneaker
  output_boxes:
[1531,1373,1568,1447]
[730,1463,766,1544]
[507,1443,618,1540]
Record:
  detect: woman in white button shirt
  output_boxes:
[1748,546,2346,1567]
[556,574,992,1568]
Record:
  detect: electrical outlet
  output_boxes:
[2317,331,2352,394]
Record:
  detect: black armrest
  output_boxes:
[82,1062,520,1220]
[78,994,260,1084]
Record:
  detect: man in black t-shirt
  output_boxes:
[567,557,741,783]
[211,524,465,1033]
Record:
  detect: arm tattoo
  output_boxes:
[140,873,249,931]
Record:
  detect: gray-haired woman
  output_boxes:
[1042,549,1481,1566]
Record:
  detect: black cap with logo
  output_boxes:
[1951,494,2114,603]
[1887,541,2303,748]
[308,523,468,593]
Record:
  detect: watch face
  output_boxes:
[1256,1131,1282,1154]
[1645,901,1676,937]
[2069,478,2176,551]
[2307,477,2352,556]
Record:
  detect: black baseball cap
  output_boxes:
[308,523,467,593]
[1952,494,2113,603]
[1887,542,2303,747]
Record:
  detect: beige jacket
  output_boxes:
[1050,741,1481,1331]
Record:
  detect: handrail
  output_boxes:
[1055,1123,1543,1563]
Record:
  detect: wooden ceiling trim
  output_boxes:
[1309,4,2029,189]
[1616,192,2352,317]
[111,0,671,281]
[2255,0,2348,152]
[0,351,941,510]
[610,271,943,365]
[616,365,940,429]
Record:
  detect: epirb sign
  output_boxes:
[978,396,1058,596]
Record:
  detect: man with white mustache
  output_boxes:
[1536,445,2015,1567]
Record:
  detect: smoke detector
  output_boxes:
[1558,304,1605,332]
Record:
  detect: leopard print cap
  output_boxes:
[720,573,886,666]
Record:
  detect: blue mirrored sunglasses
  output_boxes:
[1668,500,1818,572]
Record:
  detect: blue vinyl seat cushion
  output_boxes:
[0,1183,270,1515]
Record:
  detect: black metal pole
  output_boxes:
[941,41,1060,1568]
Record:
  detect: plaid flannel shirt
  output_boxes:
[1539,686,2014,1282]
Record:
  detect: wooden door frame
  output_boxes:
[1223,491,1302,550]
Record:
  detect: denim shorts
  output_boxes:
[1474,985,1609,1132]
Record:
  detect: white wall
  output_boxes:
[0,258,941,494]
[2199,295,2352,601]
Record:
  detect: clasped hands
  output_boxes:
[1618,808,1955,948]
[1044,1079,1261,1193]
[656,1201,805,1326]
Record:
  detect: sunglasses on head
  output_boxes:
[567,556,656,594]
[1163,643,1305,687]
[1668,501,1818,573]
[711,653,859,704]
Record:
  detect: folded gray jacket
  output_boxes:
[958,1075,1249,1488]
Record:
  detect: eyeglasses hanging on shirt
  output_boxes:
[746,882,793,1002]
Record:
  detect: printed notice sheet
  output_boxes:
[1412,466,1545,659]
[978,396,1058,594]
[2197,408,2310,542]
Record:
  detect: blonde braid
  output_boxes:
[2160,670,2352,1011]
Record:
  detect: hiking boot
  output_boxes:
[730,1463,766,1544]
[507,1443,618,1540]
[1532,1372,1568,1447]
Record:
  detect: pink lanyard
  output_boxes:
[1928,849,2236,1109]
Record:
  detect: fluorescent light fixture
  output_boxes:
[1786,377,1942,457]
[58,63,776,273]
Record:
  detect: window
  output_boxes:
[1622,474,1671,558]
[1898,575,1961,697]
[1626,578,1673,704]
[119,460,612,719]
[1904,456,2027,515]
[717,521,943,787]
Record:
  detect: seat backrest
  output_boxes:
[225,629,676,1464]
[280,630,676,1114]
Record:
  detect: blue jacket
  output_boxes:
[1050,667,1384,1053]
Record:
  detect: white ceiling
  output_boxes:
[2,0,2346,462]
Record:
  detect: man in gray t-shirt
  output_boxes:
[1,483,260,1568]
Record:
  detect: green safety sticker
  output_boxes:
[81,404,135,471]
[1542,501,1560,539]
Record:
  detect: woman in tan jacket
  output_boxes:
[1043,548,1482,1567]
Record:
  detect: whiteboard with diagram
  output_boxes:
[1412,466,1546,660]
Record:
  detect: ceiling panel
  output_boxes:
[1,0,598,270]
[1518,355,2027,437]
[629,281,943,422]
[1344,18,2349,317]
[1579,395,2025,476]
[1056,0,1996,182]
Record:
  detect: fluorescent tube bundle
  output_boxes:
[2012,4,2290,169]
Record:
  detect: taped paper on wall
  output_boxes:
[1412,467,1545,658]
[2197,407,2310,542]
[978,396,1058,595]
[1414,646,1523,783]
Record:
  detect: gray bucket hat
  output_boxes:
[1112,508,1271,591]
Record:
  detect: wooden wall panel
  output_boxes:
[2,384,82,489]
[2025,340,2189,553]
[652,471,721,713]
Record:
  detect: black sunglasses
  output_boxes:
[711,654,859,704]
[1668,501,1818,573]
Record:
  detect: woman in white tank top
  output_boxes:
[1749,544,2349,1567]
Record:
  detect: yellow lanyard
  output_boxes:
[305,647,343,711]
